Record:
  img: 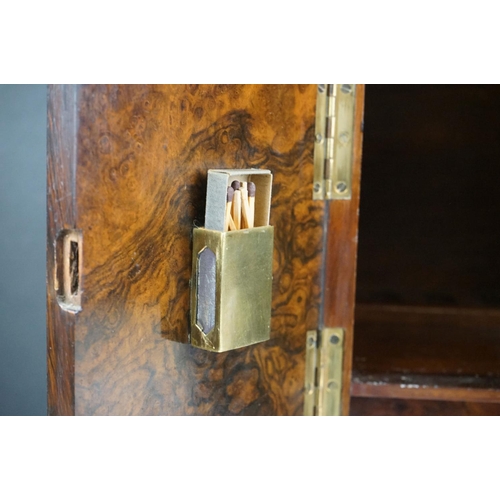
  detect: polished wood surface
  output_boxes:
[47,86,77,416]
[48,84,325,415]
[323,85,365,415]
[354,304,500,377]
[352,375,500,403]
[351,304,500,411]
[350,397,500,416]
[352,304,500,404]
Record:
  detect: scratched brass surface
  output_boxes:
[191,226,273,352]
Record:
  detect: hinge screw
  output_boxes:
[330,334,340,344]
[315,133,323,144]
[335,182,347,194]
[313,182,321,193]
[318,84,326,93]
[339,132,350,144]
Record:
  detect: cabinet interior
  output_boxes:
[352,84,500,414]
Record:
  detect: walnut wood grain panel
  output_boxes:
[350,397,500,416]
[323,85,365,416]
[47,84,323,415]
[47,85,78,416]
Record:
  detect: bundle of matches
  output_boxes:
[225,180,256,231]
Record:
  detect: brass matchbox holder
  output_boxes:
[190,169,273,352]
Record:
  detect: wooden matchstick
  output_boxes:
[226,187,237,231]
[240,181,250,229]
[233,190,241,230]
[248,181,256,228]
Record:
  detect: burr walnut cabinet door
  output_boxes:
[47,84,362,416]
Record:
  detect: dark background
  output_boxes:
[0,85,46,415]
[356,85,500,308]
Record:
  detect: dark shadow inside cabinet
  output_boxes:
[351,84,500,415]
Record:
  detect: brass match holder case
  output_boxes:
[190,226,274,352]
[190,168,273,352]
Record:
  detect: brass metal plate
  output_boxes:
[317,327,344,416]
[55,229,82,313]
[313,85,328,200]
[191,226,274,352]
[313,84,356,200]
[304,327,344,416]
[304,330,318,416]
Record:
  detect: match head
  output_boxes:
[248,182,256,197]
[227,186,234,202]
[231,180,240,191]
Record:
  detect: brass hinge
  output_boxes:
[304,328,344,416]
[313,84,356,200]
